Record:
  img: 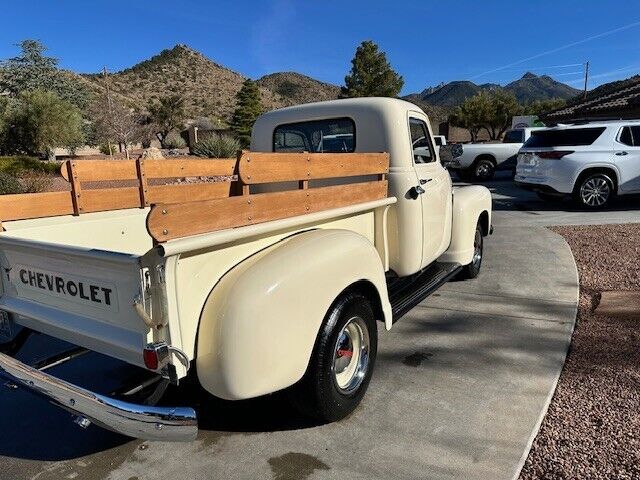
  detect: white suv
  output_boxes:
[515,120,640,208]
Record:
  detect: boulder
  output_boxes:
[140,147,164,160]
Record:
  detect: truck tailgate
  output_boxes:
[0,237,149,367]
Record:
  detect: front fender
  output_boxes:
[196,229,391,400]
[439,185,492,265]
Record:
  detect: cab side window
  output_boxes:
[409,118,435,164]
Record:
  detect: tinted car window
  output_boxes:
[523,127,606,148]
[409,118,434,164]
[619,125,640,146]
[619,127,634,146]
[503,130,524,143]
[274,118,355,153]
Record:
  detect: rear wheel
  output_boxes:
[573,173,614,208]
[472,158,495,181]
[290,293,377,422]
[459,222,483,279]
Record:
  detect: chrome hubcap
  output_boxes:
[476,164,490,177]
[580,177,610,206]
[472,229,482,268]
[333,317,370,394]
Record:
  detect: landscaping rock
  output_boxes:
[140,147,164,160]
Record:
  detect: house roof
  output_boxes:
[542,75,640,123]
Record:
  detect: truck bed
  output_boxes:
[0,153,392,377]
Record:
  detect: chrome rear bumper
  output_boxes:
[0,351,198,441]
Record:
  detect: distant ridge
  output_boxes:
[408,72,580,107]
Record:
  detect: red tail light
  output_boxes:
[536,150,574,159]
[143,348,159,370]
[143,342,169,370]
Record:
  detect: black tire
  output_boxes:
[472,158,495,181]
[290,293,377,422]
[459,222,483,279]
[572,173,615,209]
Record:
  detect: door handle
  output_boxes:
[409,185,425,199]
[419,178,432,185]
[616,151,628,156]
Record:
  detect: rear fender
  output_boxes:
[195,229,391,400]
[439,185,492,265]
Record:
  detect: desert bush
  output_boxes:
[18,171,53,193]
[98,143,118,155]
[0,156,60,175]
[163,132,187,149]
[0,172,23,194]
[191,134,239,158]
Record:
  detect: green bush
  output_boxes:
[191,134,240,158]
[0,172,23,194]
[0,156,60,175]
[163,132,187,149]
[98,144,118,155]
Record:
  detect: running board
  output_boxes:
[388,262,462,322]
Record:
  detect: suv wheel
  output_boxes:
[473,159,495,181]
[574,173,614,208]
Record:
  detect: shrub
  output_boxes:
[163,132,187,149]
[18,171,53,193]
[191,134,240,158]
[98,143,118,155]
[0,172,23,194]
[0,156,60,175]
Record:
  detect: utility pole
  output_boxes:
[103,66,115,157]
[583,61,590,101]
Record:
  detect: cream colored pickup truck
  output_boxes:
[0,98,491,442]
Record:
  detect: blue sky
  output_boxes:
[1,1,639,95]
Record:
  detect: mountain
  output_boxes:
[409,73,580,107]
[504,72,580,103]
[256,72,340,106]
[82,44,285,123]
[408,81,499,107]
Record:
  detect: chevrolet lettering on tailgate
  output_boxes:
[12,265,118,310]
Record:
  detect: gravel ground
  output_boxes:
[519,224,640,480]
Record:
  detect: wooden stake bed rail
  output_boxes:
[0,151,390,242]
[148,151,389,242]
[0,158,237,225]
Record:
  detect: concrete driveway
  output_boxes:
[0,177,581,480]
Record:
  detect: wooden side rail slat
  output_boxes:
[60,158,238,182]
[147,180,388,242]
[238,151,389,184]
[0,191,75,221]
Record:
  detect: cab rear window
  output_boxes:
[523,127,606,148]
[273,118,355,153]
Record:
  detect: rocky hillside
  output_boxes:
[82,45,284,123]
[256,72,340,106]
[412,73,580,107]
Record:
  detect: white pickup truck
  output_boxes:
[448,127,543,180]
[0,98,491,441]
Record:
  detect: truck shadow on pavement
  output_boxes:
[0,335,322,462]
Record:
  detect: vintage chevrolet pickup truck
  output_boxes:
[0,98,491,441]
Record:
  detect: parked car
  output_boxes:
[0,98,492,441]
[448,127,544,181]
[515,120,640,208]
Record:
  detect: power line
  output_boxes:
[471,20,640,80]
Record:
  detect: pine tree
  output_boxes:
[230,79,263,147]
[342,41,404,98]
[0,40,90,108]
